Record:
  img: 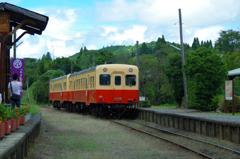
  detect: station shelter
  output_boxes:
[225,68,240,113]
[0,2,48,103]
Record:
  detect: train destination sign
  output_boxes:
[225,80,233,100]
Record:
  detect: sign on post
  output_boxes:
[225,80,233,100]
[10,58,24,82]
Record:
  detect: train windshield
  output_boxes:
[100,74,111,85]
[126,75,136,86]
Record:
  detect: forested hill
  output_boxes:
[24,30,240,112]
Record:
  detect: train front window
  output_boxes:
[126,75,136,86]
[115,76,121,86]
[100,74,111,85]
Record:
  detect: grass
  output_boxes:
[29,104,40,115]
[21,89,36,105]
[151,104,177,109]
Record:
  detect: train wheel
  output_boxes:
[66,103,71,112]
[76,104,79,113]
[57,102,61,110]
[52,102,56,109]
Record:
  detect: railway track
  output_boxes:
[112,120,240,159]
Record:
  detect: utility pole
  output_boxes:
[136,41,139,68]
[178,8,188,109]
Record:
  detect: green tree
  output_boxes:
[192,37,200,49]
[223,51,240,70]
[95,50,113,65]
[135,54,173,105]
[24,58,38,88]
[215,30,240,53]
[167,53,184,107]
[45,52,52,61]
[140,42,151,54]
[186,47,226,111]
[32,70,64,103]
[154,36,166,51]
[52,57,72,74]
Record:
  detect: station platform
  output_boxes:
[141,107,240,125]
[137,107,240,144]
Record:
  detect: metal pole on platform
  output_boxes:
[178,8,188,109]
[13,28,16,58]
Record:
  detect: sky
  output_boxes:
[6,0,240,58]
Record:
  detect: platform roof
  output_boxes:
[228,68,240,79]
[0,2,49,35]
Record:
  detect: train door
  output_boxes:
[113,73,124,103]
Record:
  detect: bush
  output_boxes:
[29,105,40,115]
[139,100,151,108]
[219,96,240,112]
[0,104,7,121]
[211,95,223,111]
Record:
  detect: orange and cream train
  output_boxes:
[49,64,139,117]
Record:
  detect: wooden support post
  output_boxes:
[232,79,236,115]
[0,12,10,103]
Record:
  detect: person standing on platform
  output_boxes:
[8,73,22,108]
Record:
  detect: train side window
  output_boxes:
[81,78,83,89]
[80,79,82,90]
[85,78,88,89]
[78,79,80,89]
[100,74,110,85]
[115,76,121,86]
[90,76,95,88]
[63,82,66,90]
[69,81,72,90]
[59,83,61,91]
[74,81,76,90]
[126,75,136,86]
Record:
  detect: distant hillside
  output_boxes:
[23,30,239,112]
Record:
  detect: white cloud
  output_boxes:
[11,0,240,58]
[101,26,118,36]
[96,0,240,45]
[97,0,240,26]
[193,26,224,43]
[15,8,83,58]
[87,44,97,50]
[105,25,147,44]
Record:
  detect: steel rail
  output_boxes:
[112,120,213,159]
[133,120,240,156]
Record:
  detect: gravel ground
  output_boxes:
[27,107,204,159]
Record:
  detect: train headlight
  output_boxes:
[103,68,108,72]
[128,68,133,72]
[99,95,103,102]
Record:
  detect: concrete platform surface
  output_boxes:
[141,107,240,125]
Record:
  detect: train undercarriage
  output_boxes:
[51,101,138,119]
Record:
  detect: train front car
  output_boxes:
[95,64,139,117]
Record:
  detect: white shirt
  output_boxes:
[8,81,22,96]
